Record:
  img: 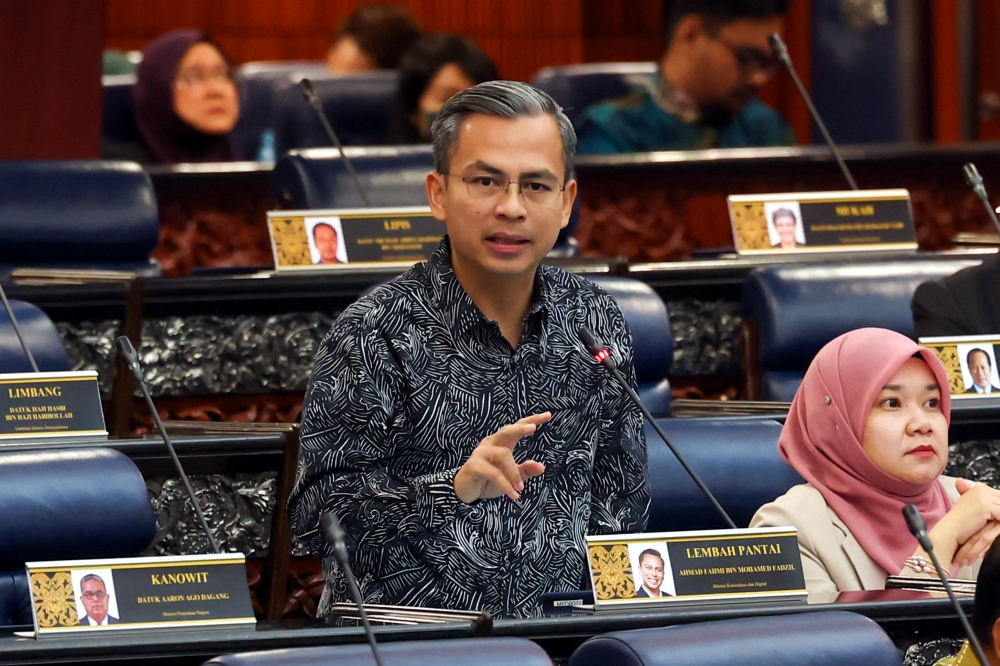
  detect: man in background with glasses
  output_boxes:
[290,81,648,619]
[577,0,794,154]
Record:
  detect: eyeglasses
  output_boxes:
[81,591,107,601]
[715,39,780,78]
[446,173,566,207]
[175,66,234,89]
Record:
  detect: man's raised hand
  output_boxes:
[453,412,551,504]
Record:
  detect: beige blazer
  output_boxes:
[750,476,979,602]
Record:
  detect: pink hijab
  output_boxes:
[779,328,953,576]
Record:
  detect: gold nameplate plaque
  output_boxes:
[728,189,916,255]
[268,206,442,271]
[26,553,255,637]
[0,371,106,440]
[586,527,806,611]
[919,335,1000,399]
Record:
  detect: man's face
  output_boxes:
[684,16,785,114]
[639,553,665,591]
[426,113,576,282]
[314,225,340,263]
[80,579,109,623]
[971,350,992,389]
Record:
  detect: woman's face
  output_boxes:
[861,357,948,486]
[172,42,239,135]
[774,214,797,246]
[416,62,476,137]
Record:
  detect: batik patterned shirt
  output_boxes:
[288,239,649,618]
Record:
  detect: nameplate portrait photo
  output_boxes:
[586,527,806,611]
[0,371,106,440]
[268,207,443,271]
[27,554,255,637]
[728,189,916,255]
[919,335,1000,399]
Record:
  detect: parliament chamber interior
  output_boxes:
[3,0,1000,664]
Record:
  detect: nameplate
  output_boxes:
[268,206,442,270]
[0,371,106,440]
[919,335,1000,399]
[26,553,254,637]
[586,527,806,611]
[728,189,916,255]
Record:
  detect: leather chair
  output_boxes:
[203,637,552,666]
[273,145,434,210]
[590,277,673,418]
[531,62,657,127]
[741,260,980,401]
[647,417,800,531]
[101,74,140,146]
[0,448,156,626]
[568,610,902,666]
[0,161,161,279]
[271,71,399,156]
[231,61,329,161]
[0,299,71,373]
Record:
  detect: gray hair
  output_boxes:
[80,573,106,589]
[430,80,576,178]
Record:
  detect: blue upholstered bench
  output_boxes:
[202,637,552,666]
[568,610,901,666]
[0,299,70,373]
[0,448,155,626]
[590,277,673,418]
[647,418,800,531]
[0,160,161,279]
[741,259,980,401]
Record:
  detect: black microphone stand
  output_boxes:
[116,336,221,554]
[769,33,858,191]
[322,512,386,666]
[298,78,372,207]
[0,282,39,372]
[578,327,737,529]
[963,162,1000,237]
[903,504,990,666]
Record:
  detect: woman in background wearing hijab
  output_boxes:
[392,34,498,144]
[751,328,1000,601]
[106,30,240,164]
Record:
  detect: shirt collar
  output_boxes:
[654,73,701,124]
[424,237,552,341]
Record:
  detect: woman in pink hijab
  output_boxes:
[751,328,1000,600]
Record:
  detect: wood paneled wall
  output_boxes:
[105,0,594,83]
[0,0,104,159]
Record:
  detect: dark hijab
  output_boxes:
[132,30,236,164]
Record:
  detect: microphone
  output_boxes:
[903,504,989,666]
[0,282,39,372]
[115,336,220,555]
[578,327,737,529]
[298,78,372,207]
[321,512,385,666]
[963,162,1000,237]
[769,33,859,191]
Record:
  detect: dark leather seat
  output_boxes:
[531,62,657,127]
[203,637,552,666]
[271,71,399,156]
[101,74,140,146]
[568,610,901,666]
[741,260,980,401]
[647,417,800,531]
[0,299,71,373]
[231,61,329,161]
[0,448,156,626]
[273,145,434,210]
[0,161,161,279]
[590,277,673,418]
